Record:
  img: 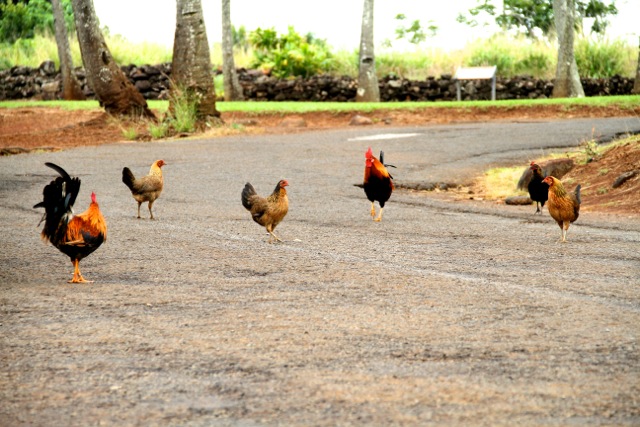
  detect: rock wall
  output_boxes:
[0,60,636,102]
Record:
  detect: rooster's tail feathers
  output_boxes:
[241,183,257,210]
[122,167,136,191]
[34,163,80,241]
[574,184,582,205]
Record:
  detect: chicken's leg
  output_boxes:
[69,259,92,283]
[370,202,376,219]
[137,201,142,219]
[374,207,384,222]
[534,202,541,214]
[148,200,155,220]
[268,231,283,243]
[561,222,570,242]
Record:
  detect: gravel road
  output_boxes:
[1,117,639,426]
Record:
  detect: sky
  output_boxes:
[93,0,639,52]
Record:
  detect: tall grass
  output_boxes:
[0,32,171,69]
[465,34,557,78]
[574,37,631,78]
[0,32,636,80]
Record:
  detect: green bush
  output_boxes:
[249,26,333,78]
[0,0,74,43]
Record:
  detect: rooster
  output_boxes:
[241,180,289,243]
[363,147,394,222]
[528,162,549,214]
[122,159,166,219]
[33,163,107,283]
[542,176,581,242]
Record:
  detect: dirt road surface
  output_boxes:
[1,118,639,426]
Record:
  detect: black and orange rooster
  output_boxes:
[363,147,394,222]
[542,176,581,243]
[34,163,107,283]
[528,161,549,214]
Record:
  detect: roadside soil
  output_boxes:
[1,104,638,215]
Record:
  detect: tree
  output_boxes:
[457,0,618,38]
[171,0,220,122]
[71,0,154,117]
[552,0,584,98]
[221,0,243,101]
[633,37,640,95]
[356,0,379,102]
[51,0,85,100]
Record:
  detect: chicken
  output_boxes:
[542,176,581,242]
[241,180,289,243]
[528,161,549,214]
[363,147,394,222]
[33,163,107,283]
[122,159,166,219]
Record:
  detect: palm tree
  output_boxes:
[51,0,85,100]
[221,0,244,101]
[71,0,154,117]
[552,0,584,98]
[356,0,379,102]
[171,0,221,122]
[633,37,640,95]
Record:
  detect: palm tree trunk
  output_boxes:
[552,0,584,98]
[71,0,154,118]
[221,0,244,101]
[172,0,221,121]
[633,37,640,95]
[51,0,85,100]
[356,0,379,102]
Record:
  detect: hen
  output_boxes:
[122,159,166,219]
[363,147,394,222]
[241,180,289,243]
[34,163,107,283]
[542,176,581,242]
[528,161,549,214]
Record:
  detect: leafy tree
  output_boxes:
[393,14,437,45]
[249,26,332,78]
[457,0,617,38]
[0,0,74,43]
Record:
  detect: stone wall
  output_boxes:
[0,61,636,102]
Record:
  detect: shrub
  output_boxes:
[249,26,333,78]
[0,0,74,43]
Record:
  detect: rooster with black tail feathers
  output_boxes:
[34,163,107,283]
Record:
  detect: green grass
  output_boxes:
[2,95,639,115]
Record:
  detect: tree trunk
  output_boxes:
[71,0,154,117]
[221,0,244,101]
[171,0,221,121]
[51,0,85,100]
[633,37,640,95]
[552,0,584,98]
[356,0,379,102]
